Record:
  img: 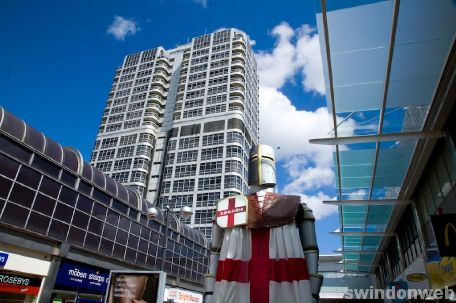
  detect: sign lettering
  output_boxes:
[431,215,456,257]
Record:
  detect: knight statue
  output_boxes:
[204,144,323,303]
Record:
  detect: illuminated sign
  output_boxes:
[0,253,8,266]
[55,261,109,292]
[105,271,166,303]
[0,270,42,296]
[431,215,456,257]
[164,288,203,303]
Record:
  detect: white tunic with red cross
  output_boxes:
[213,224,313,303]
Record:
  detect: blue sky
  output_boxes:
[1,0,339,253]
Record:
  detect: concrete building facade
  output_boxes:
[90,28,259,238]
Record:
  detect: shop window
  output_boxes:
[84,233,101,251]
[26,211,50,235]
[33,193,55,216]
[72,210,90,229]
[9,183,35,208]
[16,165,41,188]
[39,176,60,198]
[54,202,74,222]
[0,177,12,199]
[67,226,86,247]
[88,217,103,234]
[48,220,69,241]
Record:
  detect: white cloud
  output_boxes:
[107,16,140,41]
[255,22,353,220]
[256,22,325,94]
[193,0,207,8]
[296,25,325,95]
[301,192,338,220]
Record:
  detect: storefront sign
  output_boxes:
[105,271,166,303]
[431,214,456,257]
[164,288,203,303]
[0,252,8,266]
[56,261,110,292]
[0,270,42,296]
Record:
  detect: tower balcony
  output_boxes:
[230,77,245,87]
[143,112,161,124]
[232,43,246,53]
[231,52,246,61]
[150,86,165,96]
[154,70,169,79]
[229,86,245,98]
[155,63,170,72]
[231,60,245,69]
[152,78,168,88]
[146,103,163,114]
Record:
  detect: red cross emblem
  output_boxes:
[216,229,310,303]
[216,195,248,228]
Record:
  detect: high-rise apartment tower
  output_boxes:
[90,29,259,237]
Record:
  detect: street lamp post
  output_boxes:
[147,197,193,273]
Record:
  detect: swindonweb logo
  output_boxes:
[344,286,455,300]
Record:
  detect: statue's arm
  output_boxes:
[204,217,224,303]
[297,203,323,303]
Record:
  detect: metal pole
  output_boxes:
[161,204,170,272]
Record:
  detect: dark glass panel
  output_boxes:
[138,240,148,253]
[0,199,5,213]
[128,208,138,220]
[99,238,114,255]
[112,199,128,214]
[92,169,106,189]
[116,229,128,244]
[146,255,157,269]
[140,214,148,225]
[113,244,126,259]
[0,176,13,199]
[24,125,45,152]
[104,177,117,197]
[78,181,92,196]
[44,138,63,163]
[62,148,79,173]
[125,248,136,263]
[60,171,76,188]
[148,220,160,232]
[0,136,31,163]
[72,211,89,229]
[106,210,119,226]
[92,203,107,221]
[33,193,55,216]
[32,156,60,178]
[118,216,130,231]
[16,166,41,188]
[84,233,100,251]
[88,217,103,234]
[0,112,24,140]
[140,226,150,240]
[92,189,111,206]
[9,183,35,208]
[150,231,159,244]
[58,186,78,206]
[0,153,20,179]
[39,176,60,198]
[53,202,74,222]
[130,222,140,235]
[117,185,128,202]
[128,235,139,249]
[81,162,93,181]
[102,224,116,240]
[48,220,69,241]
[27,211,51,235]
[127,189,138,208]
[1,203,28,227]
[136,252,146,266]
[76,195,93,213]
[67,226,86,247]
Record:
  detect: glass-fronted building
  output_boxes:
[312,0,456,296]
[0,107,208,302]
